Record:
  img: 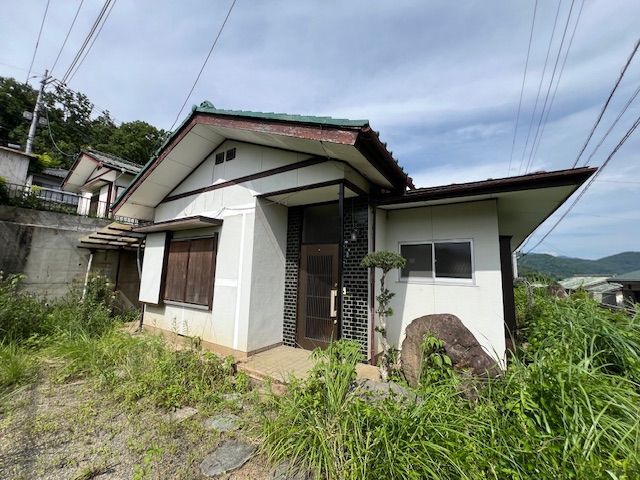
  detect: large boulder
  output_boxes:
[400,314,501,387]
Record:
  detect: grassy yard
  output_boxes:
[1,274,640,479]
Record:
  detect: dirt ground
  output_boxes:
[0,365,274,479]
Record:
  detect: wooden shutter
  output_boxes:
[164,240,189,302]
[185,237,216,307]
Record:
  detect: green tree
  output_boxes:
[94,120,167,165]
[0,77,36,148]
[361,250,406,380]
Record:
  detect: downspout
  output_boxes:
[82,249,95,300]
[337,183,344,340]
[369,200,377,365]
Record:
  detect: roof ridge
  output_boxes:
[84,148,142,169]
[194,100,369,128]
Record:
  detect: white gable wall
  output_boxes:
[379,199,506,362]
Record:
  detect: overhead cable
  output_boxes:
[528,0,586,168]
[517,0,564,175]
[50,0,85,75]
[507,0,538,175]
[524,114,640,254]
[25,0,51,84]
[65,0,117,85]
[571,36,640,168]
[60,0,113,85]
[167,0,238,132]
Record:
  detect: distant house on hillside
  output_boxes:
[607,270,640,304]
[62,149,141,218]
[559,275,622,306]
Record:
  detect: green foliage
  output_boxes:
[519,252,640,279]
[0,75,166,168]
[264,293,640,479]
[0,273,49,341]
[361,250,407,272]
[419,333,452,387]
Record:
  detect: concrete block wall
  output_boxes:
[0,205,139,304]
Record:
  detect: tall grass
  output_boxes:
[0,273,245,411]
[263,290,640,479]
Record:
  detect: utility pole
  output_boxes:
[25,69,50,155]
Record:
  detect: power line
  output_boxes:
[50,0,85,76]
[507,0,538,175]
[524,114,640,254]
[25,0,51,84]
[66,0,117,85]
[571,36,640,168]
[60,0,113,85]
[528,0,586,169]
[517,0,563,175]
[581,83,640,167]
[167,0,237,132]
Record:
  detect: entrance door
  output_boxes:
[297,244,339,350]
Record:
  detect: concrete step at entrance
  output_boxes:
[237,345,381,389]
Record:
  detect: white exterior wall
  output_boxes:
[379,200,506,362]
[140,141,308,354]
[0,149,31,185]
[247,199,287,351]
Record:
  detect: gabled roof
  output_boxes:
[608,269,640,283]
[112,102,412,219]
[377,167,597,251]
[62,149,141,193]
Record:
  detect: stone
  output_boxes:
[200,441,256,477]
[353,379,419,404]
[267,460,311,479]
[548,284,569,299]
[165,406,198,423]
[401,314,501,387]
[203,413,242,432]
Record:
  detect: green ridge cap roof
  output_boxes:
[194,102,369,128]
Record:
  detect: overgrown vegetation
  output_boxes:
[263,285,640,479]
[3,271,640,478]
[0,272,245,410]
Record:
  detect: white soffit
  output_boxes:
[263,184,360,207]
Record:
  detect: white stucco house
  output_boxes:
[111,102,595,364]
[62,149,141,218]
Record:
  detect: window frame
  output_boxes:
[398,239,475,284]
[163,234,217,309]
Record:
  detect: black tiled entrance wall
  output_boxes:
[283,207,302,347]
[341,197,371,359]
[282,198,371,359]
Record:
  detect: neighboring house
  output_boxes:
[112,102,595,364]
[0,146,35,185]
[559,275,622,306]
[62,149,142,218]
[31,167,68,190]
[607,270,640,304]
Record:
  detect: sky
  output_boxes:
[1,0,639,260]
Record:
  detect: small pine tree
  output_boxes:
[361,250,406,380]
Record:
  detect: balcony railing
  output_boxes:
[0,182,139,225]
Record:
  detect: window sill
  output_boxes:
[164,300,211,311]
[398,279,476,287]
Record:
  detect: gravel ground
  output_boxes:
[0,365,273,479]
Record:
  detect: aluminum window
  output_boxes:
[400,240,473,282]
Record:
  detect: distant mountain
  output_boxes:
[518,252,640,280]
